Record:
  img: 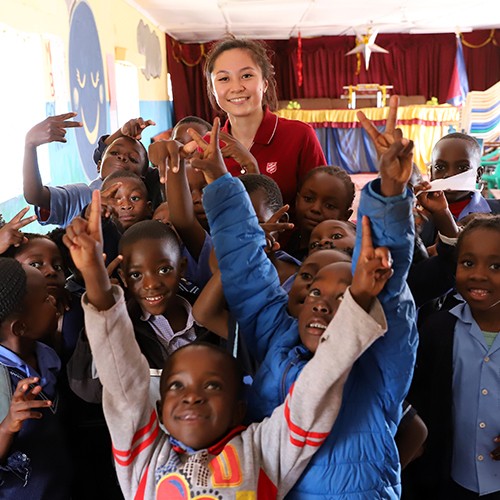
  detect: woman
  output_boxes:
[204,38,326,209]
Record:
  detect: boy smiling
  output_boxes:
[65,162,389,499]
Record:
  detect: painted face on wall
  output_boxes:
[69,2,107,180]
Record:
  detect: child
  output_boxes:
[308,218,356,256]
[0,257,72,499]
[117,220,200,360]
[2,233,79,357]
[239,174,300,283]
[285,248,352,316]
[171,116,212,147]
[67,218,207,407]
[23,113,153,228]
[286,165,355,260]
[100,171,152,232]
[149,139,213,288]
[405,214,500,499]
[190,115,417,497]
[63,188,388,499]
[419,132,491,246]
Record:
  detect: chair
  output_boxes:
[481,148,500,195]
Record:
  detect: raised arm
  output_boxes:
[254,285,388,495]
[23,112,82,208]
[63,190,154,496]
[192,270,229,339]
[355,100,418,420]
[189,119,297,362]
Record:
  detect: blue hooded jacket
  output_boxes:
[203,174,418,499]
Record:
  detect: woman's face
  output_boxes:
[211,48,267,119]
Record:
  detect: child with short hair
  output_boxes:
[419,132,491,246]
[23,113,154,228]
[308,218,356,256]
[189,115,417,497]
[100,171,152,232]
[0,257,72,499]
[285,248,352,316]
[63,187,388,499]
[171,116,212,146]
[117,220,200,363]
[285,165,355,260]
[405,214,500,499]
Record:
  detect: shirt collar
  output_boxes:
[0,342,61,389]
[220,106,278,146]
[169,425,247,456]
[449,293,474,324]
[140,295,190,322]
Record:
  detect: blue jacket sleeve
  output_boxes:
[353,178,418,426]
[203,175,298,363]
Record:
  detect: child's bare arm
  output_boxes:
[104,117,155,146]
[63,190,114,311]
[166,161,207,259]
[0,208,37,254]
[0,378,52,462]
[192,270,229,339]
[23,112,82,208]
[395,411,428,469]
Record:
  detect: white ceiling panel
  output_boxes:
[127,0,500,42]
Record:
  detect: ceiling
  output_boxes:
[128,0,500,43]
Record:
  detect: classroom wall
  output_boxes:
[0,0,173,232]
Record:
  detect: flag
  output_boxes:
[446,35,469,106]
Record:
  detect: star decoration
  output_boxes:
[345,30,389,71]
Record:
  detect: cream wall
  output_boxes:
[0,0,172,230]
[0,0,169,102]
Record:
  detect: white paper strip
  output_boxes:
[417,169,480,196]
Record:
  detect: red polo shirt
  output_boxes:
[221,107,327,207]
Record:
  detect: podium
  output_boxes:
[342,84,394,109]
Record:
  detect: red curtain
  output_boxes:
[166,30,500,123]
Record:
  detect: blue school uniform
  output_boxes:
[0,343,72,499]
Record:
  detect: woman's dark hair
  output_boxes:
[205,37,278,112]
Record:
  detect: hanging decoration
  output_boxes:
[171,39,205,67]
[345,29,389,74]
[297,31,303,87]
[460,29,497,48]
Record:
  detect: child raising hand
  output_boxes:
[63,175,389,499]
[191,114,418,498]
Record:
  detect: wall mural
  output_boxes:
[69,1,107,180]
[137,19,162,80]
